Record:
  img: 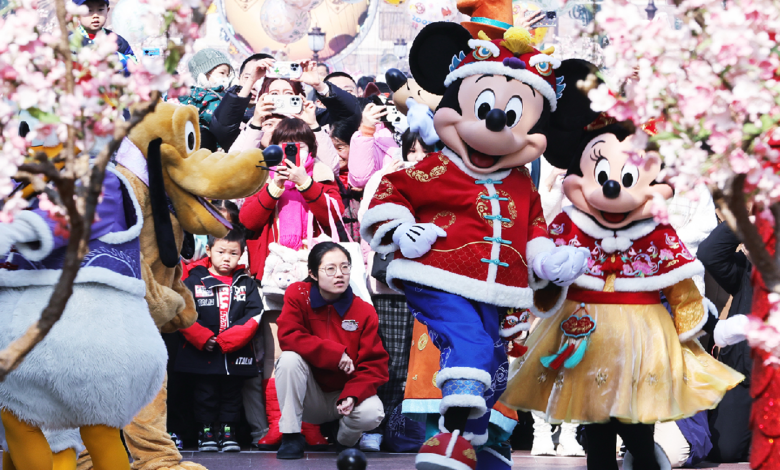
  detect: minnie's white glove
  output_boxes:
[532,246,590,286]
[713,314,749,347]
[392,222,446,259]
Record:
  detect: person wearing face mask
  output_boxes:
[179,49,235,150]
[274,242,389,459]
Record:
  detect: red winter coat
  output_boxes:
[277,282,389,405]
[239,179,345,277]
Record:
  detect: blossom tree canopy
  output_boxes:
[0,0,211,378]
[581,0,780,358]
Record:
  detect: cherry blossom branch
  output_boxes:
[0,92,161,380]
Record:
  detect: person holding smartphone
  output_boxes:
[210,59,361,151]
[238,117,346,451]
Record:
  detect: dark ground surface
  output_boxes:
[179,450,751,469]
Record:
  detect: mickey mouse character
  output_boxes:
[499,59,747,470]
[361,22,589,470]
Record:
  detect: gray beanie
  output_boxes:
[188,49,233,78]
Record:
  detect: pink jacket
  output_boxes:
[347,123,399,190]
[229,126,341,176]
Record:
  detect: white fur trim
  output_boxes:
[13,211,54,262]
[0,267,146,297]
[612,259,704,292]
[463,430,488,446]
[416,452,474,470]
[529,54,561,68]
[443,62,558,111]
[563,206,658,242]
[388,259,533,308]
[442,147,512,180]
[526,237,555,265]
[483,446,514,466]
[678,297,712,342]
[468,39,501,58]
[440,394,487,419]
[360,203,416,255]
[97,165,144,245]
[573,274,606,291]
[529,285,568,319]
[436,367,493,388]
[600,236,633,254]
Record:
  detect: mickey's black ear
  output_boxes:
[409,22,472,96]
[551,59,602,131]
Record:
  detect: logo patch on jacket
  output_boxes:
[197,298,215,307]
[342,320,359,331]
[235,357,253,365]
[195,285,213,298]
[233,285,246,302]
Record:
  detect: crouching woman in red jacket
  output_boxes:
[275,242,389,459]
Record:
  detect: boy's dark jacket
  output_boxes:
[175,265,262,376]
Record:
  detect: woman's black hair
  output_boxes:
[400,129,434,161]
[210,199,240,225]
[305,242,352,283]
[330,119,359,145]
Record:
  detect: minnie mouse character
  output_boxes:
[499,59,747,470]
[361,21,589,470]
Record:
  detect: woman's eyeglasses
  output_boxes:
[319,264,351,277]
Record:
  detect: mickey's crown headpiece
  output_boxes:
[444,28,564,111]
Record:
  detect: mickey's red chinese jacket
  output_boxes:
[361,148,555,309]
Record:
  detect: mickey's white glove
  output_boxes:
[406,98,439,146]
[392,222,446,259]
[532,245,590,286]
[714,314,749,347]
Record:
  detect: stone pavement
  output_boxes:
[182,450,752,469]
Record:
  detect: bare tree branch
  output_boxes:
[714,174,780,294]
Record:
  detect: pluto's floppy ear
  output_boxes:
[409,22,472,96]
[147,138,180,268]
[543,59,603,170]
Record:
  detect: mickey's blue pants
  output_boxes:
[404,282,509,446]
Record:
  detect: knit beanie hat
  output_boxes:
[188,49,233,79]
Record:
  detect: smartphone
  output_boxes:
[525,9,557,28]
[281,142,301,166]
[269,95,304,115]
[266,61,303,80]
[382,104,404,125]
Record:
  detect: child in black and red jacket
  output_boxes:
[176,229,263,453]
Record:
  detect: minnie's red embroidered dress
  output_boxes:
[501,206,743,424]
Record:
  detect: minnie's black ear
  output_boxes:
[409,22,472,96]
[543,59,603,170]
[551,59,602,130]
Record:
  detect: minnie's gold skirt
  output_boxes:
[499,300,744,424]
